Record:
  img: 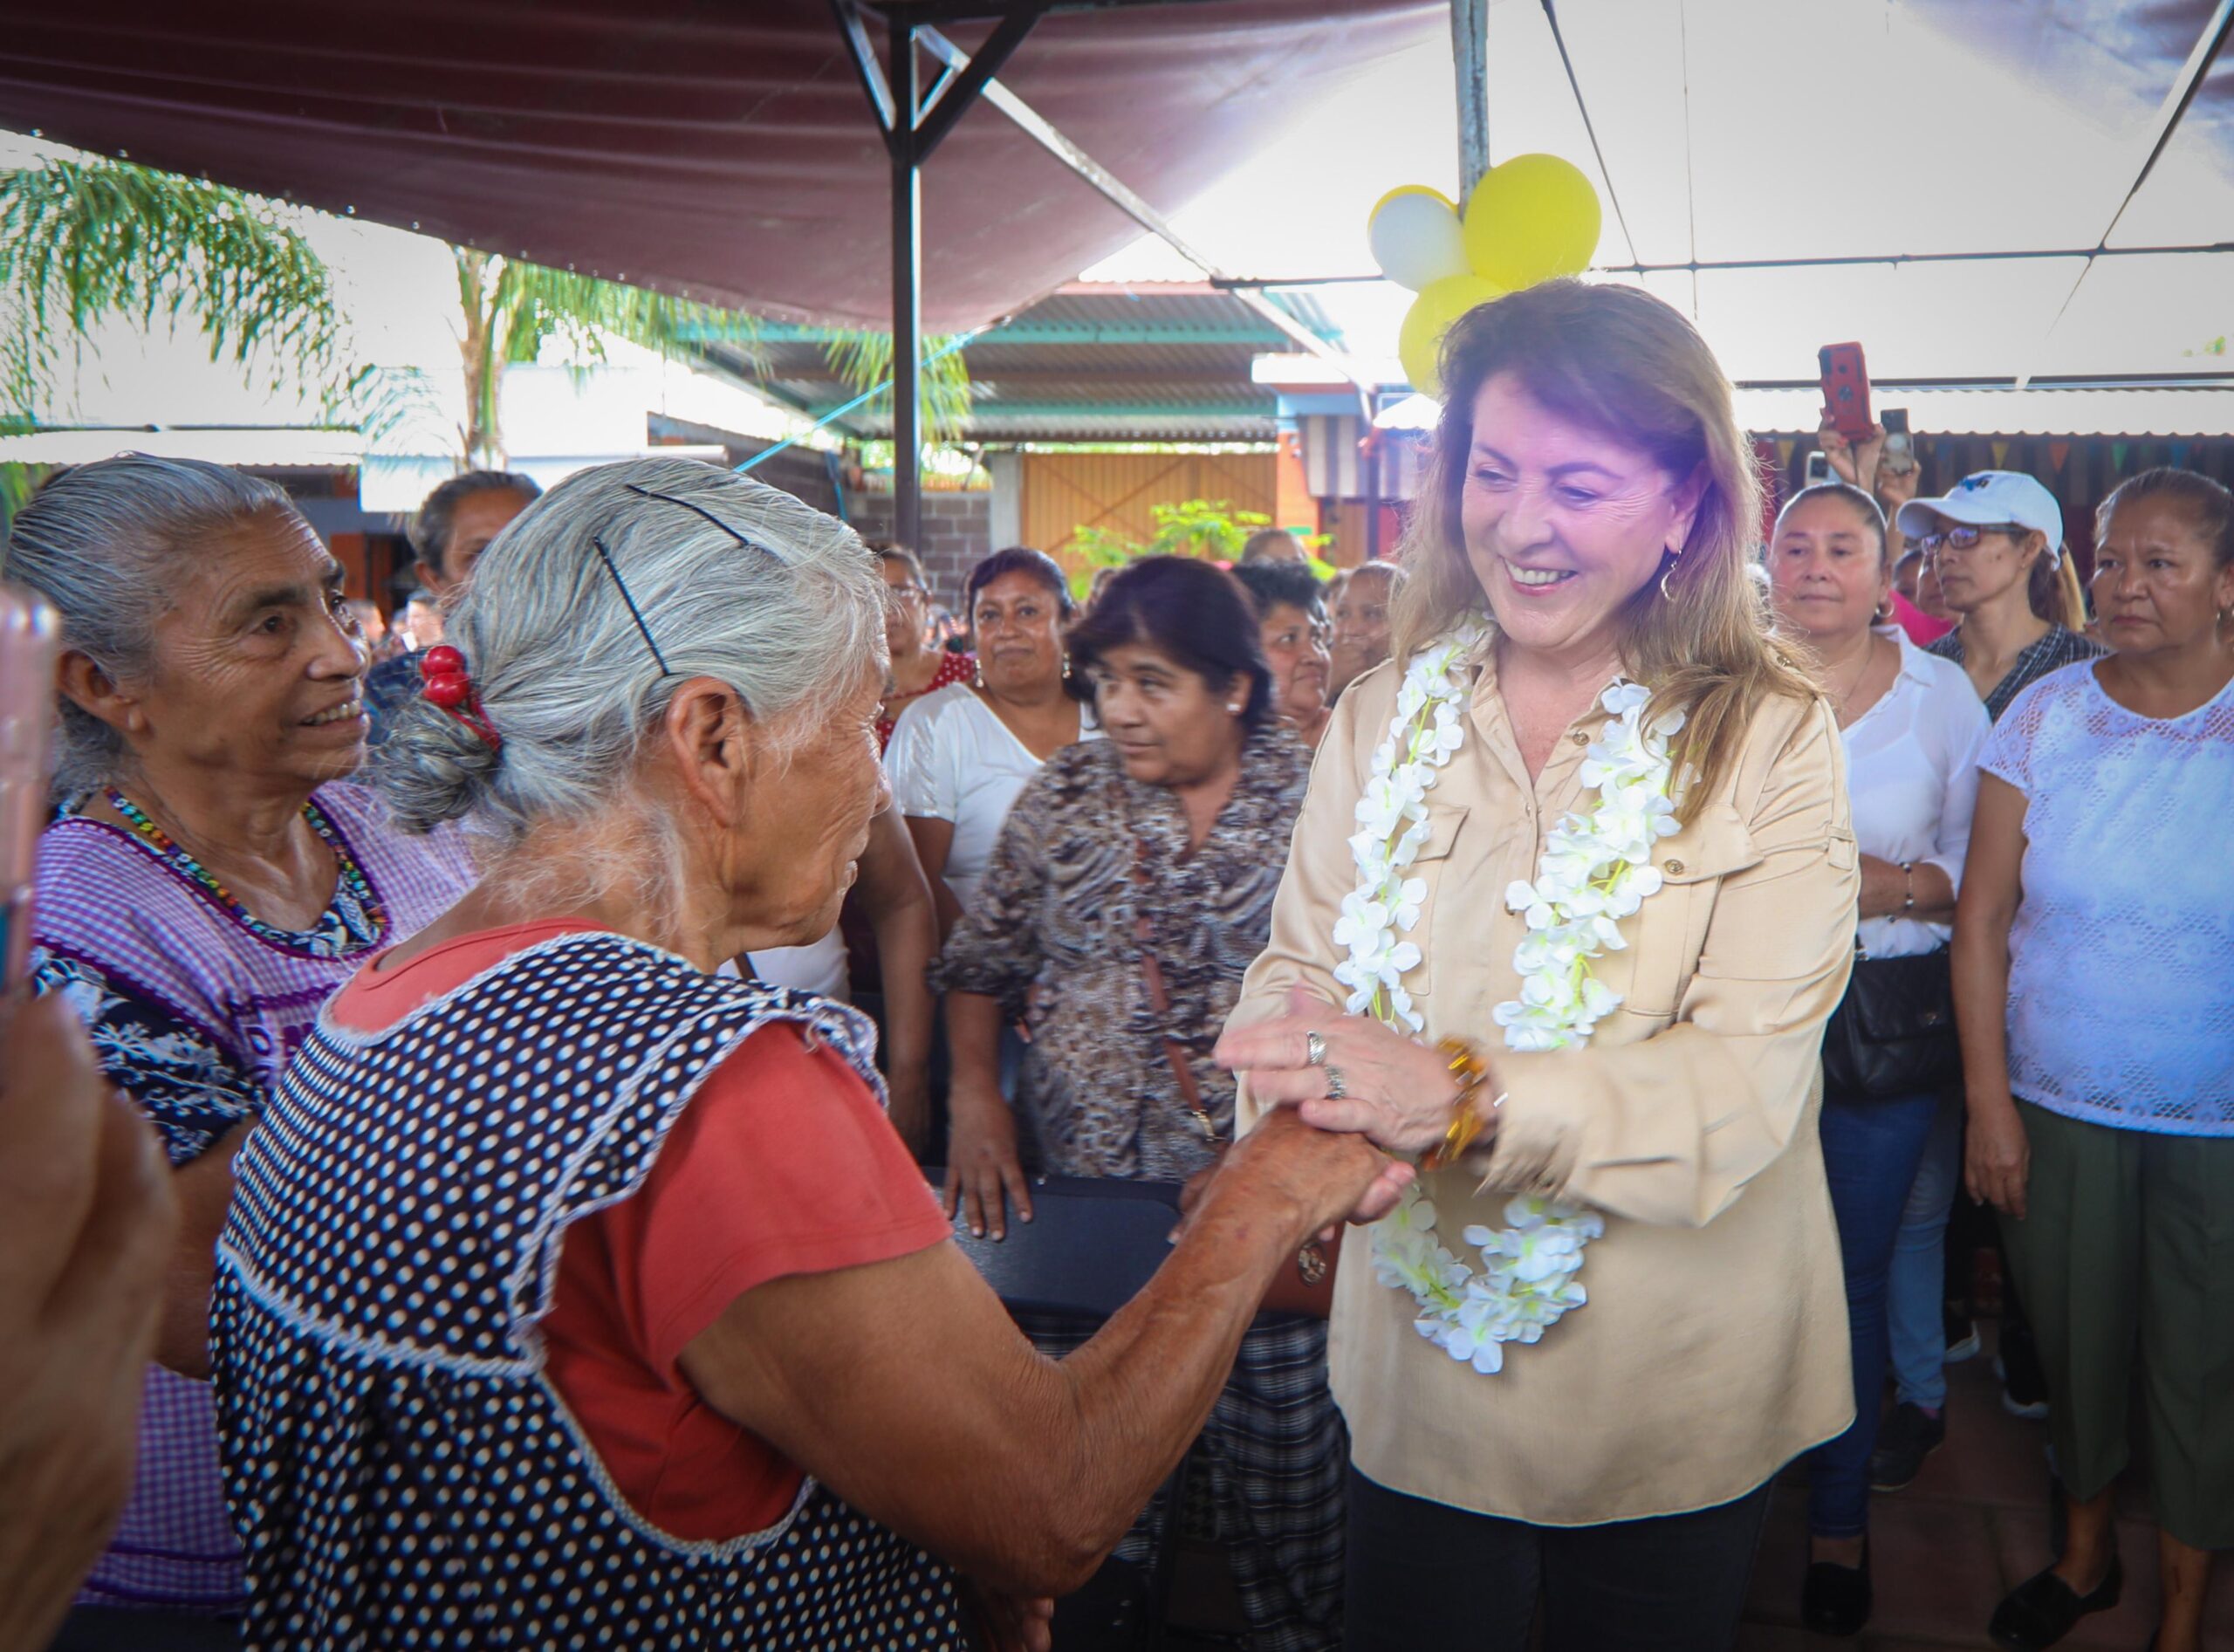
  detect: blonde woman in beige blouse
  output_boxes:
[1218,282,1861,1652]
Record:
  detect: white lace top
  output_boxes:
[1982,661,2234,1135]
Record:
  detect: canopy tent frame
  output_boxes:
[833,0,1366,543]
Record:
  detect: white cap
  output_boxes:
[1895,471,2065,562]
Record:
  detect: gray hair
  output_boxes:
[2,453,298,798]
[377,458,887,853]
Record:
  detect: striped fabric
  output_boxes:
[31,782,473,1615]
[1016,1308,1346,1652]
[1927,624,2105,723]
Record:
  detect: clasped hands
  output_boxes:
[1212,987,1487,1227]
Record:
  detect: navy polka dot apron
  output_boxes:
[212,932,970,1649]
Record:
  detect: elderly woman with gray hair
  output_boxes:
[207,458,1402,1651]
[6,454,475,1649]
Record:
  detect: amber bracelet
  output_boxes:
[1421,1036,1495,1170]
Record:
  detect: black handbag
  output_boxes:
[1819,943,1962,1101]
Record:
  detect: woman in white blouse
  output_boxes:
[887,547,1097,937]
[1768,483,1989,1636]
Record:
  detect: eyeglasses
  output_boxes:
[885,581,929,603]
[1915,523,2024,555]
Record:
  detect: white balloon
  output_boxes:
[1368,190,1470,292]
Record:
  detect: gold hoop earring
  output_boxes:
[1660,558,1682,602]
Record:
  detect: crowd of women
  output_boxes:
[1,277,2227,1652]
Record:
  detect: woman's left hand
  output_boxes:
[1214,989,1474,1159]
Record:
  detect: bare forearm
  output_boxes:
[156,1127,247,1378]
[1857,853,1956,922]
[946,990,1008,1097]
[1951,918,2016,1111]
[685,1114,1384,1599]
[864,849,937,1109]
[930,879,964,943]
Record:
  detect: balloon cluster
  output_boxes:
[1367,154,1602,399]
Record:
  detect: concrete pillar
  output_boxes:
[987,449,1023,550]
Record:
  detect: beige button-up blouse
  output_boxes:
[1233,645,1861,1526]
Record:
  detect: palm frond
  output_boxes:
[0,155,346,422]
[454,250,762,464]
[822,330,973,447]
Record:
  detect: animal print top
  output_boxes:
[933,727,1311,1181]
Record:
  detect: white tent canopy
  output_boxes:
[1091,0,2234,419]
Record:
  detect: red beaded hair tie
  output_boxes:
[419,645,503,754]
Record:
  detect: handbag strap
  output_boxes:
[1132,833,1219,1145]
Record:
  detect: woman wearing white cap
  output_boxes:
[1896,470,2100,721]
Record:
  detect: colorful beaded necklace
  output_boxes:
[105,790,387,956]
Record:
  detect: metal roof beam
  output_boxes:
[704,321,1295,346]
[1213,239,2234,286]
[2023,0,2234,385]
[914,24,1365,396]
[840,401,1270,419]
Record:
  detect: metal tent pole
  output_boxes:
[889,19,924,548]
[833,2,1043,548]
[1451,0,1490,196]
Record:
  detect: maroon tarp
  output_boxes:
[0,2,1441,330]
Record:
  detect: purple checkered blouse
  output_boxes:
[32,781,473,1615]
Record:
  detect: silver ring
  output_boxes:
[1323,1065,1349,1101]
[1305,1031,1328,1068]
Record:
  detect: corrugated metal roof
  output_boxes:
[0,428,365,468]
[705,282,1319,443]
[1734,386,2234,439]
[1375,386,2234,440]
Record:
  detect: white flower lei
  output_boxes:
[1342,627,1685,1375]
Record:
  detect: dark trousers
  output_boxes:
[1343,1469,1772,1652]
[50,1607,241,1652]
[1807,1088,1940,1537]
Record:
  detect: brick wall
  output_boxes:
[849,492,993,612]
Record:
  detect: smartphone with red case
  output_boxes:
[0,586,60,991]
[1819,342,1874,442]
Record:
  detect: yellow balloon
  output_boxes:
[1398,274,1504,400]
[1462,154,1602,291]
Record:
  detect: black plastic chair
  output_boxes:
[926,1171,1204,1652]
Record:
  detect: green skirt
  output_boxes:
[1998,1100,2234,1550]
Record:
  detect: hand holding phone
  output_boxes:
[0,586,61,993]
[1880,408,1915,476]
[1819,342,1874,442]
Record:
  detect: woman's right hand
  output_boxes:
[943,1086,1033,1240]
[1964,1093,2031,1219]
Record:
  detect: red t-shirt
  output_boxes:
[328,920,949,1539]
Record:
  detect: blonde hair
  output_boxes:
[1390,281,1815,821]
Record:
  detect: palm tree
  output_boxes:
[0,153,349,516]
[0,151,768,480]
[820,328,975,450]
[0,148,965,494]
[449,247,766,469]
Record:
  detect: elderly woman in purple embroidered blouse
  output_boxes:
[7,455,471,1645]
